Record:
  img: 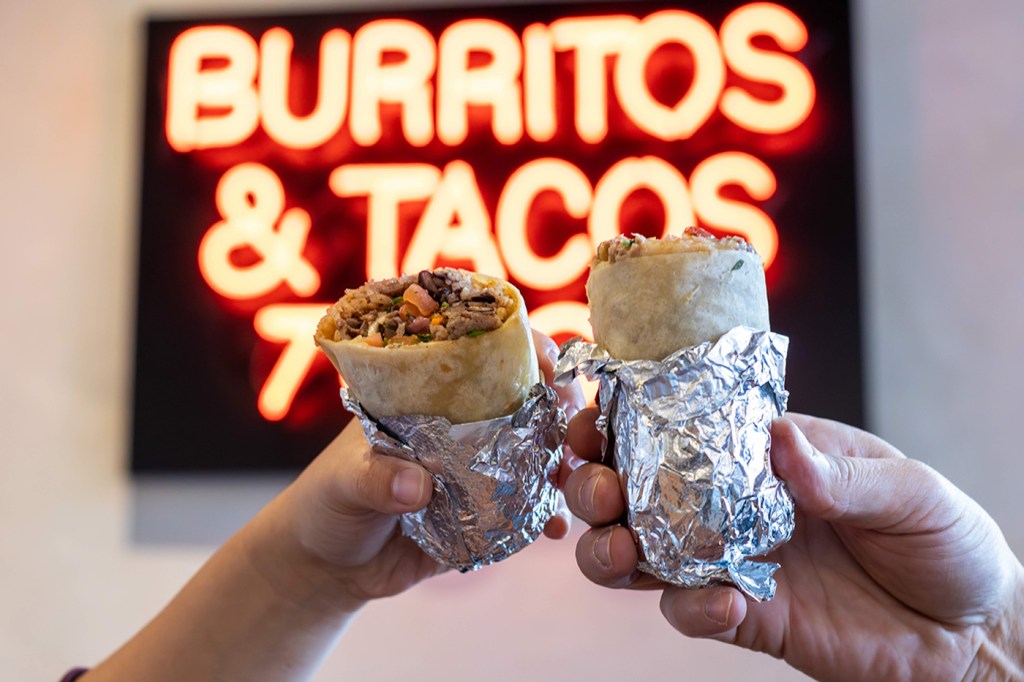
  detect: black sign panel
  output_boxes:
[133,1,861,471]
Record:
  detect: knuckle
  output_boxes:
[353,459,383,502]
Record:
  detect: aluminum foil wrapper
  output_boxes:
[341,384,565,572]
[555,326,794,601]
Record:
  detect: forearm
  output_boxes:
[83,487,358,682]
[964,561,1024,682]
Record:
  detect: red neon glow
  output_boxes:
[523,23,556,143]
[198,163,320,299]
[165,6,817,150]
[171,3,818,421]
[259,27,350,149]
[350,19,435,147]
[328,163,441,280]
[496,158,593,290]
[590,156,696,244]
[403,161,508,277]
[550,15,637,144]
[691,151,779,266]
[615,10,725,141]
[720,3,815,134]
[437,19,524,145]
[166,25,259,152]
[254,304,331,420]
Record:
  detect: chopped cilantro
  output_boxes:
[417,333,432,343]
[440,301,449,310]
[625,238,635,248]
[391,296,403,305]
[467,329,486,337]
[731,260,744,271]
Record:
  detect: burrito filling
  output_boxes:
[596,227,757,264]
[318,269,515,347]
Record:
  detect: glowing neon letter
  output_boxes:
[550,16,638,144]
[166,26,259,151]
[254,304,332,421]
[589,156,695,244]
[523,23,556,143]
[329,164,441,280]
[691,151,778,267]
[496,158,593,290]
[615,11,725,140]
[720,3,815,134]
[259,27,350,149]
[198,163,320,299]
[437,19,523,146]
[403,161,507,278]
[350,19,436,147]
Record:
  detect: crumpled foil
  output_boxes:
[342,384,565,572]
[555,326,794,601]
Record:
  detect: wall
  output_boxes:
[1,0,1022,679]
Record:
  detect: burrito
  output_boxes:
[559,227,793,600]
[315,268,539,424]
[587,228,769,361]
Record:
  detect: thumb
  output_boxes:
[333,451,434,517]
[771,418,947,531]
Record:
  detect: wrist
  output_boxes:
[241,484,367,619]
[963,560,1024,681]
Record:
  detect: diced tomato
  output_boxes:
[403,284,439,316]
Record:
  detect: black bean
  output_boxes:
[418,270,439,294]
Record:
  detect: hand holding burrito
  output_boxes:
[316,269,571,571]
[557,229,793,600]
[563,413,1024,682]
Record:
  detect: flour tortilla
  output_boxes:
[587,243,769,361]
[316,273,538,424]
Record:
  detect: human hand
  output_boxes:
[563,410,1024,681]
[84,334,583,682]
[249,329,585,615]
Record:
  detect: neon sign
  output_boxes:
[133,1,862,471]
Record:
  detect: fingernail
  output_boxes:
[704,590,733,626]
[580,470,600,517]
[392,467,426,506]
[593,527,614,570]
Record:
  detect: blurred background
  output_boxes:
[1,0,1022,680]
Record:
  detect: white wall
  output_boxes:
[1,1,1022,680]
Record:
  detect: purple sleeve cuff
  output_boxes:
[61,668,89,682]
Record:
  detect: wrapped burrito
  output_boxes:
[315,268,563,572]
[557,228,794,601]
[588,228,769,361]
[315,268,539,423]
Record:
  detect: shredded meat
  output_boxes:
[317,269,513,346]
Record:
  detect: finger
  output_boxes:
[659,586,747,639]
[533,329,586,420]
[564,462,625,526]
[543,493,573,540]
[771,417,953,531]
[575,525,642,588]
[555,448,587,489]
[332,446,434,516]
[566,407,606,462]
[784,413,906,460]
